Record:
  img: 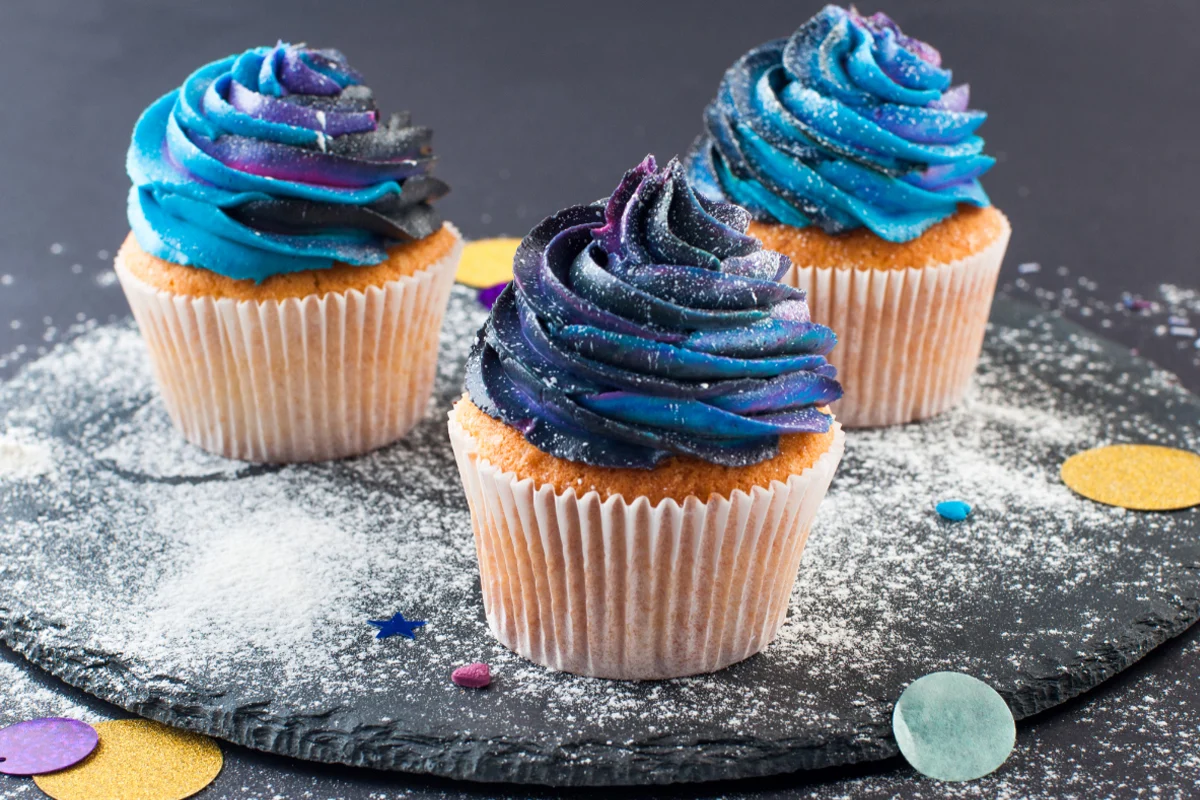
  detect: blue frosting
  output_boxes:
[126,43,447,282]
[465,156,843,470]
[688,5,994,243]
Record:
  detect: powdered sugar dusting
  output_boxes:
[0,428,53,480]
[0,289,1197,784]
[126,505,369,671]
[0,656,109,729]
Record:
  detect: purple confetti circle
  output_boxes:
[0,718,98,776]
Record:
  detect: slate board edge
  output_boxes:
[2,600,1199,787]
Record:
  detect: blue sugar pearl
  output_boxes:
[936,500,972,521]
[893,671,1016,782]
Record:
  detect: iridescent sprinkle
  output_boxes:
[935,500,972,521]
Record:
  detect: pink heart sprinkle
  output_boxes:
[451,662,491,689]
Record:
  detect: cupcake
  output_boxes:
[689,5,1011,428]
[448,156,845,680]
[115,42,462,462]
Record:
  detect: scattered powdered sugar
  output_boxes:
[0,288,1198,784]
[96,400,245,479]
[1001,270,1200,379]
[1159,284,1200,316]
[0,656,111,729]
[0,427,53,480]
[773,630,1200,800]
[126,504,369,671]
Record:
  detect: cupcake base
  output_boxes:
[448,400,845,680]
[755,207,1011,428]
[115,224,463,463]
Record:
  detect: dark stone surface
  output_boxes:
[1,291,1198,787]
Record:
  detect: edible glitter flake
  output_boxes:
[0,717,97,776]
[451,662,491,689]
[32,719,221,800]
[1060,444,1200,511]
[476,281,508,309]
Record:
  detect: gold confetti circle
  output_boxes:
[1061,444,1200,511]
[456,237,520,288]
[34,720,222,800]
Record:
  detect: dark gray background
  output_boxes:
[1,1,1198,797]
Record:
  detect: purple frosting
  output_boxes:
[127,42,449,281]
[688,5,993,243]
[465,156,842,469]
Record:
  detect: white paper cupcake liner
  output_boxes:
[115,226,463,463]
[783,223,1010,428]
[448,409,846,680]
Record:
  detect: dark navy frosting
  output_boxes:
[688,5,993,243]
[127,42,448,282]
[465,156,842,470]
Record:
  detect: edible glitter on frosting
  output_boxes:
[126,42,448,282]
[464,154,843,469]
[688,5,993,243]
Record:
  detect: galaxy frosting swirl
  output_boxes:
[688,5,994,243]
[465,156,842,469]
[127,42,448,282]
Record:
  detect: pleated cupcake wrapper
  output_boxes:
[783,224,1011,428]
[448,411,846,680]
[115,226,463,463]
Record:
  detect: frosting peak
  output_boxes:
[465,156,842,469]
[689,5,993,243]
[127,42,448,281]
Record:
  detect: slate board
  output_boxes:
[0,288,1198,787]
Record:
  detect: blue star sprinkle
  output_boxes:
[368,612,427,640]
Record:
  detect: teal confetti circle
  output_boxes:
[892,671,1016,782]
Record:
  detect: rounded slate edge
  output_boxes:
[0,717,98,776]
[1,297,1200,787]
[2,607,1194,786]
